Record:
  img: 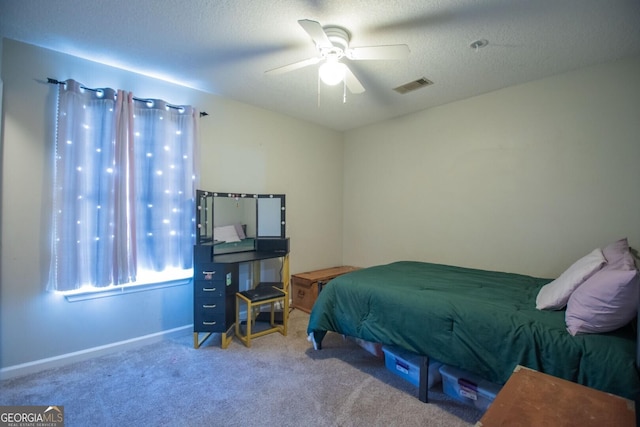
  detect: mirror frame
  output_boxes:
[256,194,286,238]
[195,190,286,249]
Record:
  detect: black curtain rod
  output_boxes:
[47,78,208,117]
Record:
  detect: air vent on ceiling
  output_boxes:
[393,77,434,94]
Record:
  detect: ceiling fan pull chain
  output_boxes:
[343,80,347,104]
[317,73,321,108]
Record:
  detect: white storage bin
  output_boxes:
[439,365,501,411]
[382,345,442,389]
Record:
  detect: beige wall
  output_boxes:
[0,38,343,375]
[343,56,640,278]
[196,97,345,270]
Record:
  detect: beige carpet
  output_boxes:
[1,309,483,426]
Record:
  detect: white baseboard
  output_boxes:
[0,324,193,381]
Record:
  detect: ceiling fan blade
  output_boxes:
[265,56,320,75]
[344,65,365,94]
[347,44,410,60]
[298,19,332,49]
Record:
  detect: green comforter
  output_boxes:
[307,261,640,399]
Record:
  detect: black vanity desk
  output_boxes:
[212,250,288,264]
[193,245,290,349]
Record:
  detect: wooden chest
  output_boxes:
[291,266,360,313]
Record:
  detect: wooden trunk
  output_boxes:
[291,266,360,313]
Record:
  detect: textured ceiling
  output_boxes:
[1,0,640,131]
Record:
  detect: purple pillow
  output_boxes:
[602,238,629,264]
[233,223,246,240]
[609,250,637,270]
[565,259,639,336]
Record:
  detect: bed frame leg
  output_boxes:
[419,355,429,403]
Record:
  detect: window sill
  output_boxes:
[64,277,191,302]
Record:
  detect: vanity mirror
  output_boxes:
[195,190,286,254]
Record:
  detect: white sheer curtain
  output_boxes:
[133,99,198,274]
[49,79,197,292]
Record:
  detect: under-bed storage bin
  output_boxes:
[439,365,501,411]
[382,346,442,389]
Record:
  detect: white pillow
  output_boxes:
[213,225,241,243]
[536,248,606,310]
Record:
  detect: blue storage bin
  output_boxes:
[382,345,442,389]
[439,364,502,411]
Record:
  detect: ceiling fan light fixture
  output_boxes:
[319,60,346,86]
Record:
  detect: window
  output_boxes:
[48,79,198,293]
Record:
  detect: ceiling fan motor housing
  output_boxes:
[320,26,350,59]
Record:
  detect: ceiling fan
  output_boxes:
[265,19,410,95]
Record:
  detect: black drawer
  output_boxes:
[193,262,226,281]
[193,311,226,332]
[194,295,225,313]
[194,280,225,298]
[192,254,240,335]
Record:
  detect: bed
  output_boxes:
[213,237,256,254]
[210,224,256,254]
[307,251,640,400]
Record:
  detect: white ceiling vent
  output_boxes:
[393,77,433,94]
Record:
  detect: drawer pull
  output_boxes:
[203,271,216,279]
[203,304,217,308]
[202,287,217,292]
[203,321,217,326]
